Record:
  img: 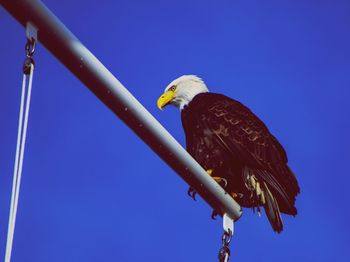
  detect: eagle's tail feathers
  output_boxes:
[261,181,283,233]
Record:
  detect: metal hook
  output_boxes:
[218,214,234,262]
[23,38,36,75]
[222,228,232,246]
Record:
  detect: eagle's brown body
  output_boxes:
[181,93,300,232]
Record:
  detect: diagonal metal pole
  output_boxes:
[1,0,242,220]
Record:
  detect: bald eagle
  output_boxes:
[157,75,299,232]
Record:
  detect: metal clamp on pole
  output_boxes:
[218,214,234,262]
[26,21,38,42]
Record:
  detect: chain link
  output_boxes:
[25,38,36,57]
[218,229,232,262]
[23,38,36,75]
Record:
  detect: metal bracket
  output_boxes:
[223,213,234,235]
[26,22,38,42]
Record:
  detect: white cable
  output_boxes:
[12,63,35,238]
[5,63,34,262]
[4,74,26,262]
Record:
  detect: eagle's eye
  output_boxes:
[169,85,176,92]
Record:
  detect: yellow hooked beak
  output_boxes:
[157,90,176,110]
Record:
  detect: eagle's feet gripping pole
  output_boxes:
[187,169,229,221]
[187,169,227,202]
[209,169,229,220]
[218,214,234,262]
[207,169,228,188]
[187,187,197,201]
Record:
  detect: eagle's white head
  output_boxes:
[157,75,209,110]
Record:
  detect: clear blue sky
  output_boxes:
[1,0,350,261]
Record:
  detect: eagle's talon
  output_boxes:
[187,187,197,201]
[220,178,228,188]
[213,177,228,188]
[211,210,218,220]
